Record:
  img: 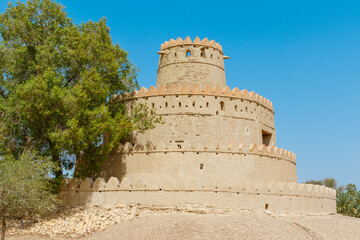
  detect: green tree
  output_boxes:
[0,0,161,180]
[336,183,360,218]
[323,178,337,189]
[337,192,356,217]
[345,183,357,196]
[304,178,338,190]
[0,150,59,240]
[337,185,344,193]
[352,191,360,217]
[305,180,323,186]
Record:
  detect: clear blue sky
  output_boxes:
[1,0,359,187]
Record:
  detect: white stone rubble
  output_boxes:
[7,204,232,238]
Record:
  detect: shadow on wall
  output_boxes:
[99,147,128,182]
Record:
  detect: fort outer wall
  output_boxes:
[58,175,337,215]
[119,83,276,147]
[59,140,335,215]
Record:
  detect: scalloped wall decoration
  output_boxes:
[148,86,158,95]
[122,140,295,162]
[160,36,223,53]
[168,84,179,94]
[213,85,223,95]
[117,84,274,111]
[157,85,168,95]
[223,86,232,96]
[180,83,191,94]
[191,83,201,94]
[202,84,213,94]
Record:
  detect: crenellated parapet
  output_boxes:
[61,177,336,199]
[248,143,296,163]
[160,36,224,53]
[59,177,337,214]
[119,140,296,164]
[116,83,273,111]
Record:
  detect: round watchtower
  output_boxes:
[156,36,229,89]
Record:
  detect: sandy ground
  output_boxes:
[7,212,360,240]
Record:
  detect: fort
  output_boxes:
[59,37,336,215]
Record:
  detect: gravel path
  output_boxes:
[6,212,360,240]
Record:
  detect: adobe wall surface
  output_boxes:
[100,141,297,185]
[120,84,275,146]
[59,177,337,215]
[157,37,227,89]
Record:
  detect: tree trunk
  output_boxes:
[49,144,64,193]
[1,205,5,240]
[48,140,63,180]
[54,157,63,180]
[74,152,81,177]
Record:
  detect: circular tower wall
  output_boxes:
[156,37,227,89]
[121,84,276,147]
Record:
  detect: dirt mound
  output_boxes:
[7,209,360,240]
[85,213,359,240]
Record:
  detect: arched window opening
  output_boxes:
[220,101,225,111]
[186,50,191,58]
[174,52,177,57]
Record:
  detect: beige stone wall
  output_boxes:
[120,84,275,146]
[59,177,337,215]
[99,141,297,187]
[157,37,227,89]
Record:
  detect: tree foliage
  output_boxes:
[323,178,337,189]
[304,180,323,186]
[305,178,338,190]
[345,183,357,196]
[0,0,161,180]
[337,184,360,218]
[0,150,59,240]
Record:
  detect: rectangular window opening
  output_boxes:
[262,130,272,146]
